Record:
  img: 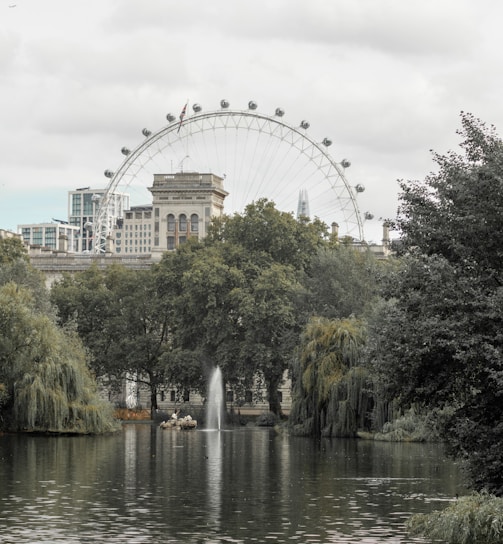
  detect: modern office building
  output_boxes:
[18,222,80,252]
[68,187,129,253]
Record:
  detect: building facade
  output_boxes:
[148,172,228,258]
[114,205,153,255]
[68,187,129,253]
[19,222,80,253]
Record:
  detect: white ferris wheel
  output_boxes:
[93,99,366,253]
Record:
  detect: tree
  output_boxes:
[235,261,302,414]
[207,198,328,270]
[367,113,503,494]
[290,316,367,437]
[156,224,306,415]
[202,200,329,413]
[157,242,255,403]
[0,237,29,264]
[303,245,382,319]
[0,283,118,433]
[51,265,176,417]
[50,264,118,380]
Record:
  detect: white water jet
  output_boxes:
[206,367,223,430]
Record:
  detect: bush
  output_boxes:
[407,492,503,544]
[256,411,278,427]
[373,408,443,442]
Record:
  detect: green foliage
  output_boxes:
[0,283,118,434]
[207,198,328,270]
[367,112,503,494]
[304,245,382,319]
[158,203,323,414]
[0,237,28,264]
[290,316,372,437]
[0,255,52,314]
[51,264,177,414]
[373,407,443,442]
[407,493,503,544]
[300,317,364,404]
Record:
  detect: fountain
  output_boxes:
[206,366,223,430]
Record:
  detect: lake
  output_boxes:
[0,424,463,543]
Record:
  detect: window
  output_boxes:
[170,390,176,402]
[191,213,199,232]
[245,390,253,403]
[179,214,187,232]
[71,194,81,215]
[83,193,94,215]
[183,390,190,402]
[226,390,234,402]
[167,214,175,232]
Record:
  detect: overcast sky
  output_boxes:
[2,0,503,243]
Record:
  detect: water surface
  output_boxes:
[0,425,463,543]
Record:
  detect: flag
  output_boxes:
[177,101,188,133]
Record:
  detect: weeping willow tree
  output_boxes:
[290,316,377,438]
[0,283,119,434]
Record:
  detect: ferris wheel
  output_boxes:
[93,100,365,253]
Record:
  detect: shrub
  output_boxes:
[407,492,503,544]
[256,411,278,427]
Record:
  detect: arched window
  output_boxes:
[167,214,175,232]
[179,214,187,232]
[191,213,199,232]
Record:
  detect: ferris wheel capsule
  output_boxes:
[248,101,257,110]
[364,211,374,220]
[193,103,202,112]
[104,169,114,178]
[322,138,332,147]
[142,128,152,137]
[300,120,310,129]
[341,159,351,168]
[275,108,285,117]
[355,184,365,193]
[166,113,176,123]
[220,99,230,108]
[121,147,130,156]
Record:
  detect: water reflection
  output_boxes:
[205,430,222,532]
[0,425,464,543]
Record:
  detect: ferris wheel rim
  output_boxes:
[94,104,364,253]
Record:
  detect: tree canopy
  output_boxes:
[367,113,503,494]
[0,282,118,433]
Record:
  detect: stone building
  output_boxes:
[148,172,228,258]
